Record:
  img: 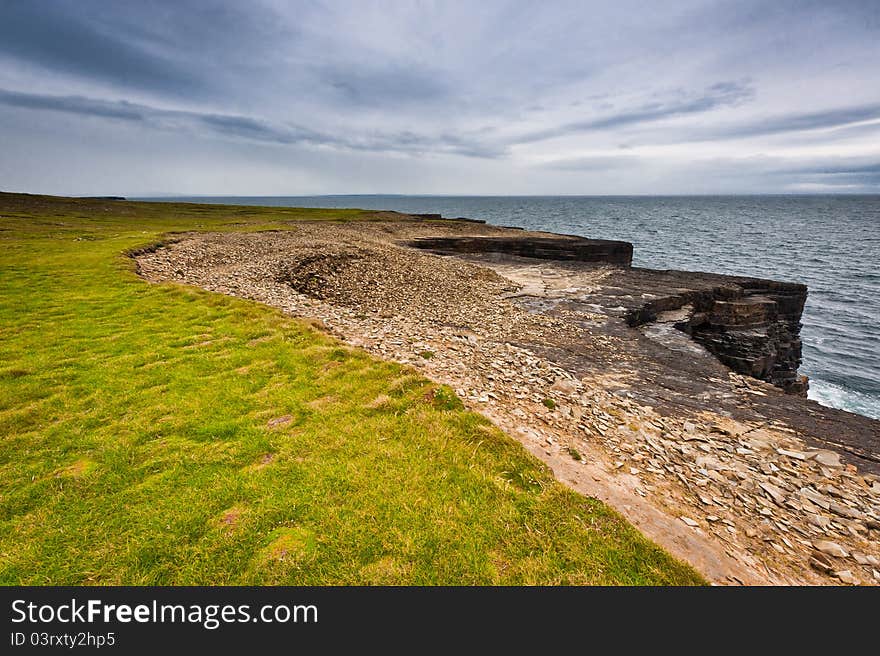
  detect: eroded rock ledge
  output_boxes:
[407,233,806,396]
[407,234,634,266]
[618,271,807,396]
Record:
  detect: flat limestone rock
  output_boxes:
[834,570,859,585]
[777,448,809,460]
[812,450,843,468]
[809,551,835,575]
[759,482,787,506]
[813,540,848,558]
[551,378,578,394]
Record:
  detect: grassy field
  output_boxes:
[0,192,703,585]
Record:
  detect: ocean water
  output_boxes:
[142,195,880,421]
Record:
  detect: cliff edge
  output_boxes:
[135,213,880,585]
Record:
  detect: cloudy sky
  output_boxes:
[1,0,878,195]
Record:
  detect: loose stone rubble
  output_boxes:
[134,219,880,585]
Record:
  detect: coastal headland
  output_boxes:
[137,210,880,585]
[1,193,705,586]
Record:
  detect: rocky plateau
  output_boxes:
[133,213,880,585]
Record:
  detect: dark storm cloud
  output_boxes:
[0,89,348,148]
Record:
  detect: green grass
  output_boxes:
[0,192,703,585]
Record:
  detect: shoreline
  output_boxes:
[135,211,880,585]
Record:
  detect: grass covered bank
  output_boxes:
[0,192,703,585]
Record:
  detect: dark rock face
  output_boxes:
[405,235,634,266]
[621,273,809,395]
[680,281,807,395]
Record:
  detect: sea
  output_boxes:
[140,195,880,421]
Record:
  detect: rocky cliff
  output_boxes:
[407,232,807,396]
[625,275,808,395]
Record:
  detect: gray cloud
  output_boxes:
[322,64,451,107]
[515,81,755,144]
[0,88,501,158]
[774,160,880,187]
[785,161,880,176]
[0,2,202,96]
[712,104,880,139]
[541,155,641,171]
[194,113,329,146]
[0,1,878,194]
[0,88,146,121]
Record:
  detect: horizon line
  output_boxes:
[127,192,880,199]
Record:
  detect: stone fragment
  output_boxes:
[812,540,848,558]
[680,516,699,527]
[828,502,862,520]
[550,377,578,394]
[807,513,831,530]
[695,455,724,471]
[267,415,293,427]
[819,484,844,499]
[834,570,859,585]
[809,552,835,575]
[759,482,786,506]
[846,522,867,537]
[777,448,808,460]
[800,488,830,510]
[812,450,842,468]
